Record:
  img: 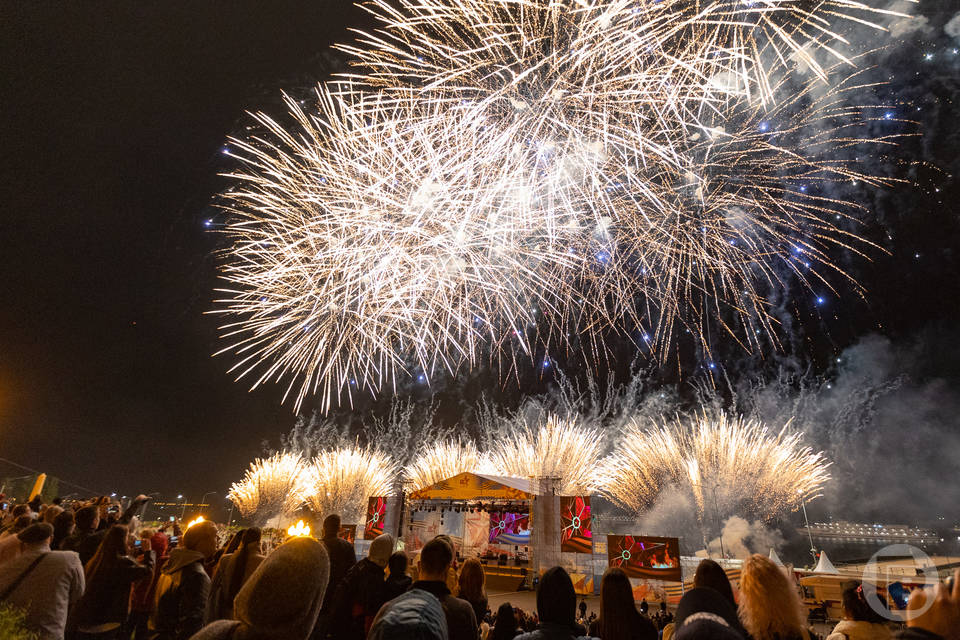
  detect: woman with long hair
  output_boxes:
[74,524,153,639]
[588,567,657,640]
[825,582,892,640]
[739,554,811,640]
[208,527,264,621]
[457,557,488,627]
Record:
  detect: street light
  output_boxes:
[178,494,187,520]
[798,489,817,566]
[198,492,217,518]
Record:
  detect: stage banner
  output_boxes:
[364,497,388,539]
[559,496,592,553]
[606,535,682,582]
[339,524,357,544]
[489,511,531,545]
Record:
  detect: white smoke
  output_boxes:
[945,12,960,42]
[707,516,785,559]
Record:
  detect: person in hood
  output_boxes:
[671,587,745,640]
[150,520,218,640]
[190,535,330,640]
[515,567,595,640]
[368,588,449,640]
[826,582,892,640]
[329,532,394,640]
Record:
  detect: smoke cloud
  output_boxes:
[708,516,785,559]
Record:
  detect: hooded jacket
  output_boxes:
[190,536,330,640]
[151,547,211,640]
[368,588,449,640]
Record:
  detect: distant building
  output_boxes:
[798,521,940,545]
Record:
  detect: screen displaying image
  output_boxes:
[489,511,531,544]
[339,524,357,544]
[606,535,681,582]
[364,496,387,540]
[560,496,592,554]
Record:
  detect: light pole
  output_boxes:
[199,492,217,518]
[227,498,235,526]
[798,490,817,566]
[178,494,186,521]
[713,484,725,560]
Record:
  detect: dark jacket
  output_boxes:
[895,631,944,640]
[320,535,356,614]
[76,555,154,627]
[413,580,479,640]
[330,557,388,640]
[150,548,210,640]
[588,611,657,640]
[60,528,105,565]
[515,622,596,640]
[383,573,413,602]
[459,593,488,631]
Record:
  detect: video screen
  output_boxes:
[364,496,387,540]
[339,524,357,544]
[489,511,530,544]
[560,496,592,554]
[607,535,681,582]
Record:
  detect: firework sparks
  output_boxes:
[599,412,830,520]
[214,0,909,408]
[402,438,494,491]
[486,414,604,494]
[227,452,308,526]
[303,445,398,525]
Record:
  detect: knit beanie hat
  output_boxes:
[368,533,394,568]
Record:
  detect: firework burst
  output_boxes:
[227,452,309,526]
[486,414,604,494]
[303,445,398,525]
[599,412,830,520]
[214,0,911,408]
[402,438,493,491]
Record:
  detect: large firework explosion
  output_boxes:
[214,0,912,409]
[485,414,605,494]
[227,452,308,526]
[303,445,398,524]
[598,412,830,521]
[402,438,492,491]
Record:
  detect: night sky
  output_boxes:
[2,1,959,515]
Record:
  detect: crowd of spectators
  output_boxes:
[0,496,958,640]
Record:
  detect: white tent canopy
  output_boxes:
[769,548,785,566]
[813,550,839,574]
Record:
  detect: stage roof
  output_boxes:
[408,471,535,501]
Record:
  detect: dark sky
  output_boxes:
[2,1,959,511]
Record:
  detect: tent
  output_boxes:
[813,550,839,574]
[769,548,785,567]
[407,472,535,501]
